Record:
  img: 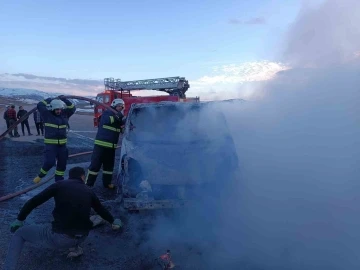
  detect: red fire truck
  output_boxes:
[93,76,200,127]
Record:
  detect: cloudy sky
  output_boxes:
[0,0,328,99]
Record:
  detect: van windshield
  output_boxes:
[127,104,228,144]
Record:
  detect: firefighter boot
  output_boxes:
[85,171,97,187]
[107,184,116,190]
[103,177,116,190]
[102,172,116,189]
[33,176,41,184]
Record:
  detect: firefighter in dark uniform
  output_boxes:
[33,96,76,183]
[85,98,125,189]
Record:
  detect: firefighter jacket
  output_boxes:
[95,109,124,148]
[37,98,76,145]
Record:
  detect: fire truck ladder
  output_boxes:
[104,77,190,98]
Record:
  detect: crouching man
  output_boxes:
[3,166,122,270]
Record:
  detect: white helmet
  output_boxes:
[49,99,65,110]
[111,98,125,108]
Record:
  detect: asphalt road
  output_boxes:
[0,111,202,270]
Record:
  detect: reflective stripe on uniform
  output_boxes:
[55,170,65,176]
[44,123,67,129]
[103,125,121,132]
[94,139,116,148]
[102,170,113,175]
[87,170,98,175]
[67,104,75,109]
[44,138,67,144]
[85,170,98,185]
[40,168,47,174]
[109,116,114,124]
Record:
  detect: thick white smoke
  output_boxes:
[212,63,360,269]
[282,0,360,68]
[135,1,360,269]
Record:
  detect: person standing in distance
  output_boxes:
[33,96,76,183]
[3,105,10,129]
[33,109,44,136]
[7,105,20,137]
[17,106,33,136]
[85,98,126,189]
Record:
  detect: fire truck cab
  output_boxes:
[93,76,199,127]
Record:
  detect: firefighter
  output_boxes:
[85,98,126,189]
[33,96,76,183]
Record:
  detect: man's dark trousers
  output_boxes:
[21,120,31,135]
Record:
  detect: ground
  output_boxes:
[0,104,201,270]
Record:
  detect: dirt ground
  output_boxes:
[0,107,204,270]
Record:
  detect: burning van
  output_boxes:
[117,101,239,210]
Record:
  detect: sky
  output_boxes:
[0,0,326,99]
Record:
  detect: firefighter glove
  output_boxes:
[10,219,23,233]
[115,111,124,122]
[111,218,122,230]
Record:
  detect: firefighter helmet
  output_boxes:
[49,99,64,110]
[111,98,125,108]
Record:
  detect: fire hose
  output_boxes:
[0,150,93,202]
[0,95,120,202]
[0,95,118,141]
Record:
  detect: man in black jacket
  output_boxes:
[4,166,123,270]
[17,106,33,136]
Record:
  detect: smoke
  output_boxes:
[211,64,360,269]
[130,1,360,269]
[282,0,360,68]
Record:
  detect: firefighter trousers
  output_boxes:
[38,144,69,181]
[86,145,116,187]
